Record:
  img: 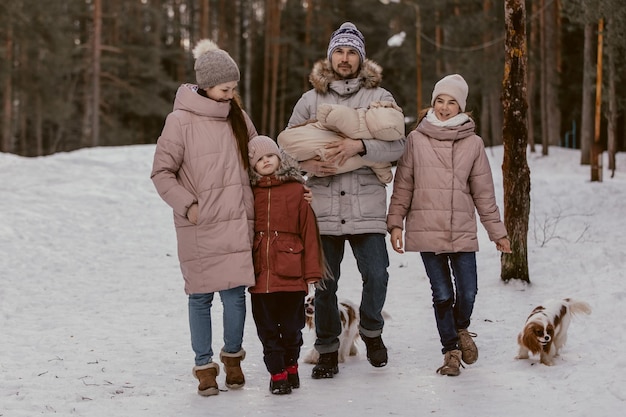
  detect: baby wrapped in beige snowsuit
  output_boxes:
[277,101,405,183]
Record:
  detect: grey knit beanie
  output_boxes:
[431,74,469,112]
[192,39,240,89]
[248,136,280,168]
[327,22,366,63]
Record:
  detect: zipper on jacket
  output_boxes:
[449,142,455,248]
[265,186,271,293]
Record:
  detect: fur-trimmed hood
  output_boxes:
[308,59,384,94]
[249,149,305,186]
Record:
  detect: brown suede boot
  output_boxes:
[220,348,246,389]
[436,349,463,377]
[192,362,220,396]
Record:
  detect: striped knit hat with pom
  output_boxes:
[327,22,366,63]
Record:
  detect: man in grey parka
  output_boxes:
[285,22,406,379]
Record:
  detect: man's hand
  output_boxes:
[324,138,364,166]
[300,158,338,177]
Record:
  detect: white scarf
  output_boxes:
[426,108,470,127]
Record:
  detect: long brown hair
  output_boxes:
[229,93,250,170]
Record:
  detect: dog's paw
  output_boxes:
[303,348,318,364]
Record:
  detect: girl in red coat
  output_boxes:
[247,135,326,395]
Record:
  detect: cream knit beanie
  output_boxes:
[431,74,469,112]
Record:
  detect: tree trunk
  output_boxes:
[200,0,209,39]
[501,0,531,283]
[243,3,253,112]
[303,0,313,92]
[580,23,594,165]
[92,0,102,147]
[268,1,281,137]
[2,23,13,153]
[489,92,503,145]
[544,0,561,147]
[481,0,494,146]
[480,95,491,146]
[261,0,273,133]
[606,18,617,176]
[527,0,538,153]
[591,18,604,182]
[539,0,548,155]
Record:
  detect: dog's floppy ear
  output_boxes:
[521,323,543,355]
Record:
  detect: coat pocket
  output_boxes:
[271,236,304,278]
[357,174,387,218]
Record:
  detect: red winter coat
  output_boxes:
[248,154,322,294]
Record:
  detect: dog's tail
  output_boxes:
[565,298,592,316]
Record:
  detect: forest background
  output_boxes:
[0,0,624,163]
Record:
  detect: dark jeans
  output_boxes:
[251,291,306,375]
[420,252,478,354]
[314,233,389,354]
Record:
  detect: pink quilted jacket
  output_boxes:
[151,84,258,294]
[387,117,507,253]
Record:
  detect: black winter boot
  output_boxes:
[361,334,388,367]
[269,371,292,395]
[286,364,300,388]
[311,351,339,379]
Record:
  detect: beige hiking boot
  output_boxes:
[192,362,220,396]
[457,329,478,364]
[436,349,463,376]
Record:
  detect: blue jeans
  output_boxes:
[188,286,246,366]
[314,234,389,354]
[420,252,478,354]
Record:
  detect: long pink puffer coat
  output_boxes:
[151,84,258,294]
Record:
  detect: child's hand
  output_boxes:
[303,185,313,203]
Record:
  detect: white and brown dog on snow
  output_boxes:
[515,298,591,366]
[302,292,361,364]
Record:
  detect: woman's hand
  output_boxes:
[186,203,198,224]
[496,236,512,253]
[390,228,404,254]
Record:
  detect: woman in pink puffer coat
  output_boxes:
[387,74,511,377]
[151,39,256,397]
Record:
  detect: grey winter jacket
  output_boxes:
[387,116,507,253]
[286,59,406,235]
[151,84,258,294]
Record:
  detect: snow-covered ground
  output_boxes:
[1,144,624,417]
